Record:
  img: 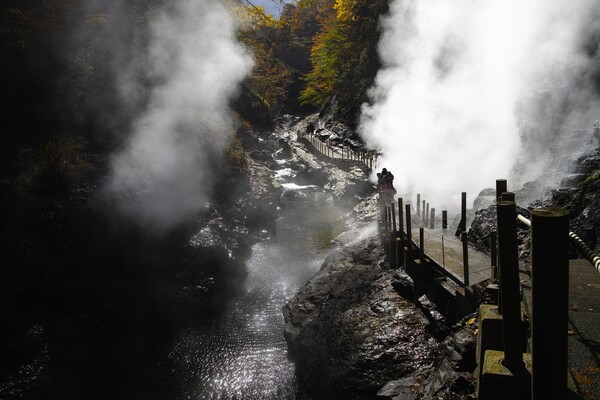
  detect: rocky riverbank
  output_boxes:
[283,224,479,399]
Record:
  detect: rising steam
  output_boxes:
[105,0,253,230]
[360,0,600,211]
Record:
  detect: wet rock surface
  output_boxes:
[284,237,436,399]
[284,233,478,399]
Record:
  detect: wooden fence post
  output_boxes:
[461,231,469,286]
[389,202,400,268]
[531,208,569,400]
[419,228,425,262]
[496,179,508,202]
[398,198,404,235]
[490,230,498,280]
[497,201,525,371]
[417,194,421,216]
[430,208,435,229]
[442,210,448,229]
[501,191,515,202]
[456,192,467,236]
[405,204,412,243]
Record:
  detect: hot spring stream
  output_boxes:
[162,185,345,399]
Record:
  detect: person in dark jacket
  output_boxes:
[382,168,396,194]
[380,168,396,204]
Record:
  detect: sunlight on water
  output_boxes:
[165,196,330,399]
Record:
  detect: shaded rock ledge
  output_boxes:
[283,235,478,400]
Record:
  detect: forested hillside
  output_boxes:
[238,0,389,122]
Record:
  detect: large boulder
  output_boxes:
[283,237,439,399]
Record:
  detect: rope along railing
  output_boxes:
[517,214,600,275]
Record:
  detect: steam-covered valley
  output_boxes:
[2,0,600,399]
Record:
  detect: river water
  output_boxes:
[163,186,344,399]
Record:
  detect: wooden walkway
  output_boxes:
[297,129,378,171]
[519,259,600,399]
[382,203,492,288]
[409,217,492,286]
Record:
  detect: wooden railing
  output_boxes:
[297,128,379,171]
[379,189,491,288]
[378,177,599,400]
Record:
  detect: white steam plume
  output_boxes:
[105,0,253,230]
[360,0,600,212]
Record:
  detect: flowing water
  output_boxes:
[163,186,346,399]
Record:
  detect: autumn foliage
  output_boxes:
[237,0,389,122]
